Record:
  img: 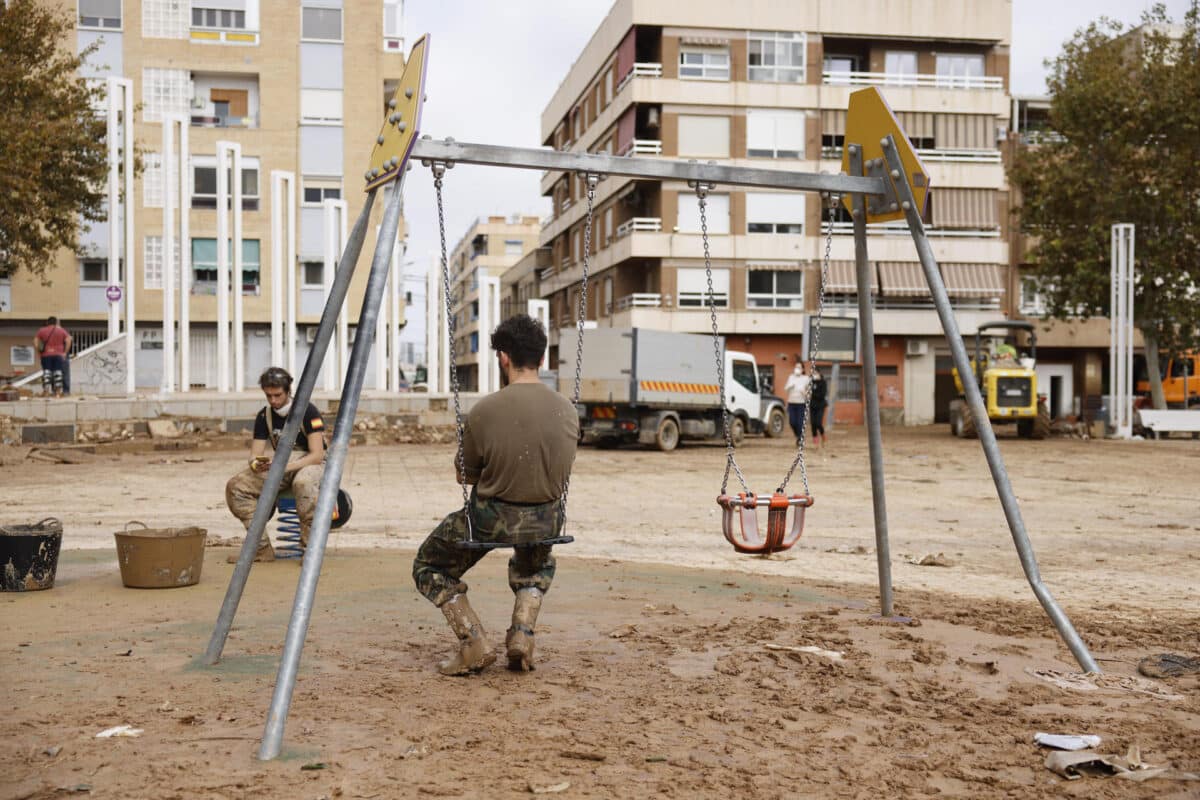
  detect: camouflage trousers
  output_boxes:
[225,458,324,551]
[412,492,562,607]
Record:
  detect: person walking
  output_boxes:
[412,314,578,676]
[809,367,829,451]
[33,317,72,398]
[784,361,811,445]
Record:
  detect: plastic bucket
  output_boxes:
[114,521,207,589]
[0,518,63,592]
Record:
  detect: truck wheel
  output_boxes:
[763,407,787,439]
[1031,402,1051,439]
[654,417,680,452]
[730,416,746,447]
[960,405,978,439]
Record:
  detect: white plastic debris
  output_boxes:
[1035,732,1102,751]
[96,725,143,738]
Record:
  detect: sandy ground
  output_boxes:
[2,427,1198,798]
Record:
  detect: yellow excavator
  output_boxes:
[950,321,1050,439]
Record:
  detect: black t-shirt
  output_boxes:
[253,403,325,452]
[809,377,828,407]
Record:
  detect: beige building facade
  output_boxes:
[538,0,1013,425]
[0,0,407,391]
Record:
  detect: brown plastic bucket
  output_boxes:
[114,521,207,589]
[1,518,63,592]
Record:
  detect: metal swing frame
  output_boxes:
[199,65,1098,761]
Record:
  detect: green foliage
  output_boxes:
[0,0,109,279]
[1010,3,1200,359]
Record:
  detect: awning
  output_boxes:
[934,114,995,149]
[681,35,730,46]
[894,111,935,139]
[820,109,846,136]
[824,260,879,294]
[941,263,1006,297]
[933,188,998,229]
[878,261,929,297]
[746,261,805,272]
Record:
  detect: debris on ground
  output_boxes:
[147,420,181,439]
[1025,669,1184,701]
[95,725,143,738]
[1137,653,1200,679]
[1034,732,1101,751]
[825,544,874,555]
[906,552,954,567]
[764,643,844,662]
[528,781,570,794]
[1045,745,1200,782]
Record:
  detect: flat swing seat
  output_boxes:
[718,491,813,555]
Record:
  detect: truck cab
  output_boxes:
[727,351,787,439]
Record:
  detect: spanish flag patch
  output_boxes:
[311,417,324,430]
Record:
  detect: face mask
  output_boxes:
[275,401,292,418]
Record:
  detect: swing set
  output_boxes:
[199,35,1100,761]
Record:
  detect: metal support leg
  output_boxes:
[258,176,406,761]
[881,136,1098,673]
[848,146,894,617]
[203,190,378,666]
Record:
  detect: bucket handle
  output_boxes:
[35,517,61,529]
[123,520,149,532]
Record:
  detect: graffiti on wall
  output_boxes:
[79,343,126,395]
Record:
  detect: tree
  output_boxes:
[0,0,109,280]
[1010,4,1200,409]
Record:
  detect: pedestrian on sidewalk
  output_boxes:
[809,367,829,451]
[34,317,72,398]
[784,361,811,445]
[412,314,578,676]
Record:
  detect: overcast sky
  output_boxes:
[397,0,1193,284]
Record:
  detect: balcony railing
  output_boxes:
[615,217,663,238]
[820,146,1001,163]
[822,70,1004,91]
[615,293,666,310]
[616,62,663,92]
[618,139,663,157]
[829,221,1001,238]
[191,114,258,129]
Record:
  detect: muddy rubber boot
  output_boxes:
[505,588,544,672]
[227,541,275,564]
[437,594,496,676]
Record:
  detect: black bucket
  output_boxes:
[1,518,63,592]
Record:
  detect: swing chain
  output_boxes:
[695,180,749,497]
[778,195,837,495]
[432,163,470,515]
[560,171,601,520]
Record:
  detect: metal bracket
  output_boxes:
[420,135,456,178]
[863,154,901,217]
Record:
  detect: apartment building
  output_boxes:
[538,0,1012,425]
[445,215,541,392]
[0,0,407,391]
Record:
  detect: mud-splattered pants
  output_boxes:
[225,458,324,553]
[412,492,561,607]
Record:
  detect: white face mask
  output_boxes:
[275,401,292,418]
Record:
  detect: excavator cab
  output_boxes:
[950,321,1050,439]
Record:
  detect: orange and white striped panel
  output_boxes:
[638,381,720,395]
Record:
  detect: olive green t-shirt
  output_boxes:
[459,382,580,504]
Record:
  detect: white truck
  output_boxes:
[557,327,788,451]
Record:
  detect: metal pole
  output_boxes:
[375,226,389,392]
[882,136,1099,673]
[487,276,501,392]
[438,254,450,393]
[827,362,840,432]
[203,190,378,666]
[122,82,136,396]
[271,171,285,367]
[389,239,403,391]
[179,121,191,392]
[216,142,231,393]
[477,267,489,393]
[337,200,350,383]
[425,257,440,393]
[322,200,338,391]
[286,174,297,377]
[162,119,176,393]
[106,78,120,341]
[259,176,405,761]
[232,144,245,392]
[848,145,894,618]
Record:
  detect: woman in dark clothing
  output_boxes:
[809,367,828,449]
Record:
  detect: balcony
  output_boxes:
[616,62,663,93]
[615,293,666,311]
[829,221,1001,239]
[190,113,258,128]
[615,217,663,238]
[618,139,663,157]
[822,70,1004,91]
[821,146,1000,163]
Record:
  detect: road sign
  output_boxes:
[841,87,930,224]
[105,285,122,302]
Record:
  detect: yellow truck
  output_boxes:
[949,321,1050,439]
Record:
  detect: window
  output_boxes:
[747,31,806,83]
[143,236,180,290]
[732,360,759,393]
[504,240,523,257]
[602,277,613,315]
[746,193,805,234]
[677,115,730,158]
[302,6,342,40]
[677,267,728,308]
[143,153,164,208]
[935,53,985,87]
[469,332,479,354]
[301,261,325,287]
[603,207,614,244]
[884,51,918,85]
[1019,276,1047,316]
[191,5,246,29]
[747,269,804,308]
[191,156,260,210]
[301,177,342,205]
[383,0,403,49]
[142,68,190,122]
[143,0,188,39]
[823,54,859,84]
[836,365,862,402]
[191,238,260,294]
[679,46,730,80]
[677,192,730,234]
[79,0,121,28]
[746,109,805,158]
[604,68,615,106]
[80,259,115,284]
[300,88,343,124]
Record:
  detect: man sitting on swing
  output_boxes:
[412,314,579,675]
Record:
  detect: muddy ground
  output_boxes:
[2,427,1198,798]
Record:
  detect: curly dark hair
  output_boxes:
[259,366,293,393]
[490,314,547,370]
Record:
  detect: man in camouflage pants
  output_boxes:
[413,315,578,675]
